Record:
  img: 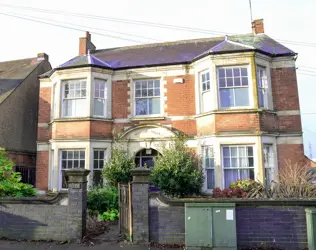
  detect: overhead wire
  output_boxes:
[1,3,316,48]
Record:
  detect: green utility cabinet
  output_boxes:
[306,208,316,250]
[185,203,237,250]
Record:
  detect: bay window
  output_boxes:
[93,149,106,187]
[203,146,215,190]
[62,79,87,117]
[257,66,268,108]
[222,145,254,188]
[60,150,85,189]
[135,79,161,116]
[94,79,107,117]
[200,71,211,113]
[263,144,274,186]
[218,67,250,108]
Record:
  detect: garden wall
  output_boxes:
[122,167,314,250]
[0,169,89,241]
[150,193,310,250]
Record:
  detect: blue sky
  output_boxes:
[1,0,315,159]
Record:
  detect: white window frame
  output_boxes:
[257,66,269,109]
[93,79,107,117]
[221,145,255,188]
[200,71,211,113]
[92,149,106,187]
[203,146,215,190]
[217,66,252,109]
[61,79,87,118]
[59,149,86,189]
[263,144,274,186]
[134,79,161,117]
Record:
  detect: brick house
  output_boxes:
[0,53,51,184]
[36,19,306,193]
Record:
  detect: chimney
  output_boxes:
[252,19,264,34]
[37,53,49,61]
[79,31,96,56]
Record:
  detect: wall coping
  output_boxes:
[151,192,316,206]
[0,192,67,204]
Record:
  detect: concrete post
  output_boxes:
[65,169,90,240]
[130,167,151,243]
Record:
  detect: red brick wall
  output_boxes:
[52,121,90,139]
[277,144,307,170]
[7,151,36,167]
[165,75,196,116]
[90,121,113,139]
[112,80,129,118]
[215,113,260,132]
[260,112,278,132]
[36,151,49,190]
[38,87,51,123]
[37,127,52,142]
[278,115,302,132]
[271,68,300,111]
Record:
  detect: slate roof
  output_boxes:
[40,33,296,78]
[0,57,40,104]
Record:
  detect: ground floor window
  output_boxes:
[60,150,85,189]
[135,148,159,168]
[263,144,274,186]
[222,145,254,188]
[93,149,106,187]
[203,146,215,190]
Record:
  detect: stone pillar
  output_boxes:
[66,169,90,240]
[131,167,150,244]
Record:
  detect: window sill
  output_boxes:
[195,108,276,118]
[50,117,113,123]
[129,116,165,121]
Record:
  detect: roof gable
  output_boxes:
[0,58,40,104]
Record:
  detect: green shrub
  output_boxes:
[150,135,204,197]
[0,148,37,197]
[87,185,118,214]
[99,209,119,221]
[102,146,135,187]
[229,179,255,190]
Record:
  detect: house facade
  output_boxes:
[36,19,306,193]
[0,53,51,184]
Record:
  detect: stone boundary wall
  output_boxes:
[0,169,89,241]
[124,168,315,249]
[149,193,312,250]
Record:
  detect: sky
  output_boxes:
[0,0,315,159]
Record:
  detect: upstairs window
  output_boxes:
[200,71,211,113]
[94,79,107,117]
[62,79,87,117]
[218,67,250,108]
[134,79,161,116]
[257,66,268,108]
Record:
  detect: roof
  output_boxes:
[0,57,41,104]
[41,33,296,78]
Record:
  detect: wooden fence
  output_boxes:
[118,183,132,239]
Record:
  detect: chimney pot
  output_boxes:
[252,19,264,34]
[37,53,49,61]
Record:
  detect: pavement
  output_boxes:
[0,240,161,250]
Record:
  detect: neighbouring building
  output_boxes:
[36,19,306,193]
[0,53,51,185]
